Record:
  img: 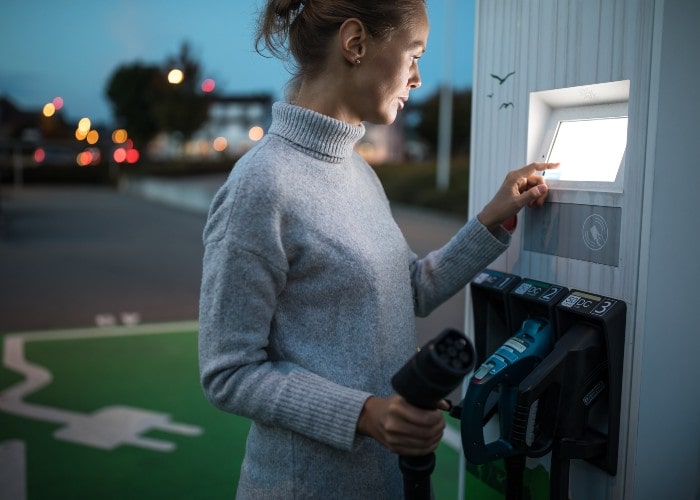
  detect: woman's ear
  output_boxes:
[338,18,367,65]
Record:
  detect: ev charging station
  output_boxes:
[455,0,700,499]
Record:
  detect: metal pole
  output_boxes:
[436,0,456,192]
[13,142,23,191]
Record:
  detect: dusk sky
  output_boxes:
[0,0,476,126]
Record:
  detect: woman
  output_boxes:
[198,1,556,497]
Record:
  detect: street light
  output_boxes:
[168,69,184,84]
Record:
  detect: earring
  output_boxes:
[355,58,361,65]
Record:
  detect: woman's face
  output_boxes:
[353,9,429,125]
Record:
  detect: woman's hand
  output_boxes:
[477,162,559,233]
[357,395,449,456]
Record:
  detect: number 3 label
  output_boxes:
[592,299,616,316]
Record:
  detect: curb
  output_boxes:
[118,174,226,215]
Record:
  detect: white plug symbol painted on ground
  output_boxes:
[53,405,201,451]
[0,327,202,452]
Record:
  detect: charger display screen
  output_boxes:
[545,116,628,182]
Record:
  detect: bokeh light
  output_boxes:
[86,130,99,145]
[42,103,56,117]
[248,126,264,141]
[112,129,128,144]
[168,68,184,84]
[75,128,87,141]
[126,148,140,164]
[34,148,46,163]
[113,143,140,164]
[80,149,102,166]
[212,136,227,152]
[195,140,209,155]
[113,148,127,163]
[52,97,64,110]
[78,117,91,133]
[77,150,93,167]
[201,78,216,93]
[89,147,102,164]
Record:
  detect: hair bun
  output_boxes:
[274,0,305,16]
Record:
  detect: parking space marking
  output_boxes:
[0,321,202,451]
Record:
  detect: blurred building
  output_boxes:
[358,110,428,164]
[357,122,405,164]
[1,93,417,169]
[0,96,79,168]
[148,93,414,165]
[147,94,273,160]
[1,97,37,141]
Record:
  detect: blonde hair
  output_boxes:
[255,0,426,98]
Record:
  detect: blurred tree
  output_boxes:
[151,43,210,143]
[413,88,472,157]
[105,63,161,149]
[105,42,210,153]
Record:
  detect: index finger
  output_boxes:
[519,162,559,177]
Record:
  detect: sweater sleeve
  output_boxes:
[198,173,371,452]
[410,217,510,317]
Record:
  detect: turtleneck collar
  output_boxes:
[267,102,366,164]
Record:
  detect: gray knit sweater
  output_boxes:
[198,102,509,499]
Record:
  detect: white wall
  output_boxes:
[633,0,700,498]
